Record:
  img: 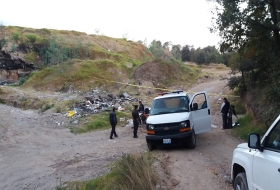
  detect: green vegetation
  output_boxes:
[0,37,6,48]
[25,51,37,63]
[41,103,54,112]
[211,0,280,124]
[0,98,5,104]
[62,153,157,190]
[232,114,268,141]
[70,110,130,134]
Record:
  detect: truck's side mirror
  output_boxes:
[248,133,263,152]
[192,103,198,111]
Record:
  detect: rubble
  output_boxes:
[75,90,137,116]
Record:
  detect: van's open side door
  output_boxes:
[189,91,211,134]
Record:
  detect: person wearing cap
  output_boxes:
[109,107,118,139]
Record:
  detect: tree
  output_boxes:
[210,0,280,122]
[171,44,181,60]
[181,45,191,62]
[210,0,280,81]
[148,40,164,58]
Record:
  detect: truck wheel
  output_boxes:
[234,173,248,190]
[147,143,156,151]
[187,129,196,149]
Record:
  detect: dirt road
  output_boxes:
[0,75,243,190]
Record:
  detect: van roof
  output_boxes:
[154,91,189,100]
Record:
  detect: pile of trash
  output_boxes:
[67,90,137,117]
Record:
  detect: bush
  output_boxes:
[0,37,6,48]
[12,32,20,42]
[227,76,244,90]
[41,103,54,112]
[0,98,5,104]
[232,114,267,140]
[25,51,37,63]
[11,44,17,52]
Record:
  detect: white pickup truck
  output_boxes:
[231,115,280,190]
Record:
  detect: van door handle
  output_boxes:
[278,168,280,172]
[208,109,210,115]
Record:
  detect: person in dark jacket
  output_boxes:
[109,107,118,139]
[132,105,141,138]
[221,98,230,129]
[138,100,144,113]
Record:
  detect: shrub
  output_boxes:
[12,32,20,42]
[0,37,6,48]
[0,98,5,104]
[232,114,267,140]
[11,44,17,52]
[25,51,37,63]
[18,75,29,85]
[41,103,54,112]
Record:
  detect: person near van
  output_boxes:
[109,107,118,139]
[221,98,230,129]
[138,100,144,113]
[132,105,141,138]
[228,105,238,128]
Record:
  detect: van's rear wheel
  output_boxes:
[147,143,156,151]
[187,129,196,149]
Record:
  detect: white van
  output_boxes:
[145,90,211,151]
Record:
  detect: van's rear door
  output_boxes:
[189,91,211,134]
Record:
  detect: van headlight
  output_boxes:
[148,125,154,130]
[180,122,187,128]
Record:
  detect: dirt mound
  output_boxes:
[133,61,185,87]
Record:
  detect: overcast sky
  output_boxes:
[0,0,220,48]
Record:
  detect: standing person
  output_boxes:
[228,105,238,128]
[109,107,118,139]
[138,100,145,125]
[221,98,230,129]
[138,100,144,113]
[132,105,141,138]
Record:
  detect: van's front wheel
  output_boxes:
[147,143,156,151]
[187,129,196,149]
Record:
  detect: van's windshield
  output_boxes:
[150,96,189,115]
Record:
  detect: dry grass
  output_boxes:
[64,153,157,190]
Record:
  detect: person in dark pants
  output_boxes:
[138,100,145,125]
[132,105,141,138]
[221,98,230,129]
[138,100,144,113]
[228,105,238,128]
[109,107,118,139]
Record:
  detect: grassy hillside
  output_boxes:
[1,26,203,94]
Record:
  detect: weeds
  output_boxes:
[0,98,5,104]
[65,153,157,190]
[41,103,54,112]
[232,114,267,140]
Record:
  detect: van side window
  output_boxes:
[192,94,207,110]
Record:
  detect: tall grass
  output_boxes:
[232,114,268,140]
[114,153,157,190]
[65,153,157,190]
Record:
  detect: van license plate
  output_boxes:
[163,139,171,144]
